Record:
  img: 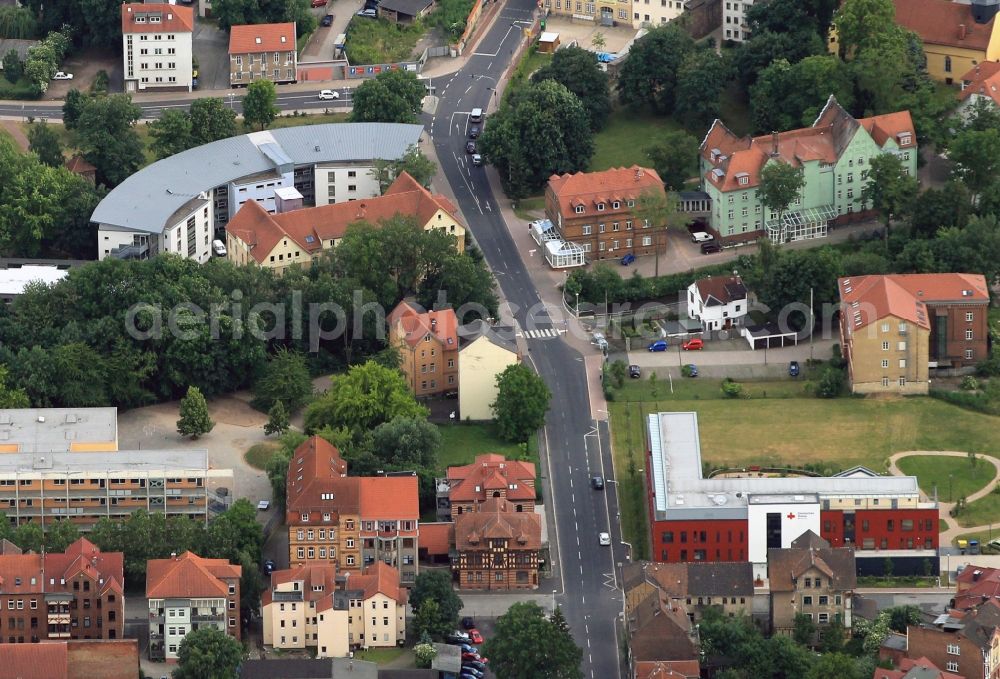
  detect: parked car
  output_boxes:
[468,125,480,139]
[686,217,709,234]
[462,652,482,661]
[263,559,276,575]
[356,8,377,17]
[463,660,487,672]
[466,141,477,154]
[471,153,482,166]
[53,71,73,80]
[461,617,476,629]
[257,500,270,511]
[691,231,714,243]
[451,630,470,641]
[700,241,721,254]
[321,13,334,25]
[460,643,478,654]
[682,338,704,351]
[620,253,636,266]
[629,364,641,378]
[212,239,227,257]
[599,532,611,546]
[685,364,699,377]
[318,89,339,100]
[311,0,327,6]
[591,476,604,490]
[789,360,800,377]
[648,340,668,352]
[461,668,484,679]
[447,634,469,645]
[469,629,483,644]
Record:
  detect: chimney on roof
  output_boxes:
[171,552,177,559]
[771,131,779,157]
[960,23,968,40]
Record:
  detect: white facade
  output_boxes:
[686,281,748,331]
[230,171,295,218]
[314,165,382,205]
[459,335,520,421]
[722,0,753,42]
[632,0,686,28]
[122,5,194,93]
[746,498,821,565]
[160,199,214,262]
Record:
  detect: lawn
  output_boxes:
[610,373,819,402]
[590,110,683,172]
[513,195,546,221]
[956,492,1000,528]
[267,112,349,130]
[244,442,281,470]
[503,46,553,100]
[345,17,425,65]
[436,422,537,474]
[353,647,411,665]
[897,455,995,502]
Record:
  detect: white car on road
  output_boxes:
[318,89,340,100]
[599,532,611,546]
[53,71,73,80]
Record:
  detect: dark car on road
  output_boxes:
[700,241,721,254]
[789,360,800,377]
[320,13,333,25]
[461,617,476,629]
[466,141,477,154]
[591,476,604,490]
[620,253,635,266]
[468,125,480,139]
[629,364,641,378]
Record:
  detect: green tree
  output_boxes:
[13,522,43,553]
[62,88,85,130]
[644,129,699,190]
[751,56,854,133]
[242,79,279,131]
[177,385,215,439]
[409,570,464,628]
[370,416,440,470]
[2,48,22,84]
[413,599,452,641]
[815,366,845,398]
[304,361,428,434]
[909,182,969,238]
[861,152,918,240]
[833,0,897,59]
[492,363,551,444]
[0,6,36,40]
[350,69,426,124]
[479,79,594,198]
[792,612,816,646]
[149,108,194,160]
[482,601,583,679]
[807,653,862,679]
[265,430,308,509]
[369,145,438,193]
[414,641,438,668]
[189,97,239,145]
[933,214,1000,284]
[531,46,611,131]
[27,121,63,167]
[818,619,846,653]
[608,359,627,388]
[618,23,695,113]
[757,162,805,242]
[951,127,1000,202]
[0,365,28,408]
[173,626,243,679]
[264,400,290,436]
[674,48,729,130]
[204,499,264,563]
[44,519,80,552]
[419,250,499,321]
[252,347,313,413]
[75,93,144,186]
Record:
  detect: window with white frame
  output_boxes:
[642,236,652,246]
[966,329,974,340]
[965,349,974,360]
[947,662,959,672]
[947,644,960,655]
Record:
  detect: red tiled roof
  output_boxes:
[358,476,419,521]
[226,172,463,264]
[146,551,241,599]
[547,165,664,218]
[454,498,541,551]
[0,538,124,599]
[634,660,702,679]
[263,563,338,608]
[954,566,1000,611]
[840,273,989,331]
[286,436,359,516]
[229,22,296,54]
[418,522,454,556]
[121,3,193,34]
[4,643,68,679]
[693,275,747,306]
[893,0,994,51]
[872,656,966,679]
[388,300,459,349]
[64,154,95,175]
[349,561,407,604]
[65,639,141,679]
[447,454,536,503]
[959,62,1000,107]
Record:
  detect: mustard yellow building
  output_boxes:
[891,0,1000,84]
[226,171,466,274]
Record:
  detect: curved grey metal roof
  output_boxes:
[91,123,424,234]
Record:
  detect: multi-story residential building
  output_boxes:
[439,453,536,520]
[646,412,938,578]
[0,449,232,531]
[121,3,194,93]
[889,0,1000,84]
[686,274,749,332]
[631,0,686,29]
[873,657,966,679]
[225,172,466,273]
[623,560,755,625]
[454,498,541,590]
[0,537,124,644]
[91,124,423,261]
[229,22,297,87]
[262,562,407,656]
[0,407,118,453]
[146,551,241,661]
[722,0,753,41]
[285,437,419,583]
[700,96,917,244]
[6,639,140,679]
[839,274,990,395]
[545,166,668,261]
[457,321,520,421]
[544,0,633,29]
[767,532,856,635]
[388,302,460,398]
[903,602,1000,679]
[625,588,702,679]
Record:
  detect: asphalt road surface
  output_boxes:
[426,7,626,678]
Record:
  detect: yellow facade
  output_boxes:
[288,514,361,570]
[844,314,930,395]
[458,335,520,421]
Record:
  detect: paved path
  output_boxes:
[888,450,1000,544]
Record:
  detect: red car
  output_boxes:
[310,0,327,6]
[463,652,487,662]
[469,628,484,644]
[682,338,704,351]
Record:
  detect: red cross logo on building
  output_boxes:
[787,512,796,520]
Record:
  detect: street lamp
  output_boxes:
[551,589,558,613]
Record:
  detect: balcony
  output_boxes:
[192,612,224,622]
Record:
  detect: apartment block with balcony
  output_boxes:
[228,22,297,86]
[146,551,241,661]
[0,537,124,644]
[121,3,194,93]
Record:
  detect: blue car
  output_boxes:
[648,340,668,352]
[686,364,699,377]
[620,253,635,266]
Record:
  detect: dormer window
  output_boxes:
[574,205,584,214]
[135,15,146,22]
[710,148,721,162]
[612,201,620,209]
[898,132,912,146]
[736,172,749,186]
[597,203,605,211]
[301,512,309,522]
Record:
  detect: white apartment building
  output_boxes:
[722,0,753,42]
[122,3,194,93]
[632,0,686,29]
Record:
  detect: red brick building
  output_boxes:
[5,639,140,679]
[545,165,668,261]
[454,498,541,590]
[0,537,124,644]
[902,602,1000,679]
[443,454,536,520]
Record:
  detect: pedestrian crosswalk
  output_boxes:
[521,328,563,339]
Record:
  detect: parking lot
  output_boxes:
[192,18,231,90]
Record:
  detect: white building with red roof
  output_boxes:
[958,61,1000,119]
[121,2,194,93]
[686,274,749,332]
[699,95,917,245]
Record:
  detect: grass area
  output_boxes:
[244,442,281,470]
[345,17,425,64]
[513,195,545,221]
[297,27,315,56]
[590,110,683,172]
[897,455,995,502]
[267,112,349,129]
[0,77,40,100]
[956,492,1000,528]
[611,373,819,402]
[856,576,939,588]
[436,422,537,474]
[504,45,553,100]
[611,402,651,559]
[352,647,410,665]
[952,527,1000,547]
[941,519,950,533]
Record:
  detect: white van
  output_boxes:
[469,107,483,123]
[212,239,227,257]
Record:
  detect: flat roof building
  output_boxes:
[0,408,118,453]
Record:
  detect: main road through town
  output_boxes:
[424,6,626,679]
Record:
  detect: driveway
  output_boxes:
[192,17,231,91]
[626,336,836,376]
[42,48,120,100]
